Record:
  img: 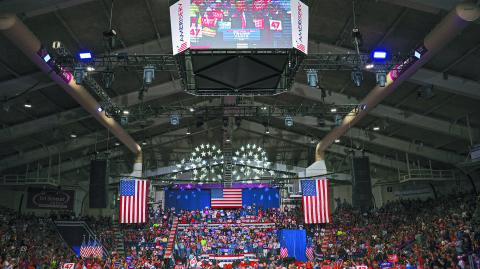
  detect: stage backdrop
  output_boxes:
[165,188,280,210]
[278,229,307,262]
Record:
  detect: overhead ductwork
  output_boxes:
[0,14,141,156]
[315,2,480,162]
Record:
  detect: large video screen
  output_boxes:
[188,0,293,49]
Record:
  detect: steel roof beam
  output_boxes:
[0,79,182,143]
[291,83,478,142]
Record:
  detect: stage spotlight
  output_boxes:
[78,51,93,61]
[265,128,270,134]
[330,107,337,113]
[226,138,231,142]
[372,50,387,60]
[373,126,380,131]
[120,116,128,126]
[376,71,387,87]
[189,107,195,112]
[42,54,52,63]
[261,106,267,111]
[170,114,180,126]
[365,61,374,70]
[141,141,148,146]
[73,66,85,85]
[123,110,129,115]
[413,44,428,59]
[285,115,293,127]
[186,130,191,135]
[351,70,363,87]
[306,69,318,88]
[143,65,155,85]
[97,106,104,112]
[86,66,95,72]
[24,100,32,108]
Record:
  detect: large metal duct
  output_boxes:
[0,14,141,156]
[315,2,480,161]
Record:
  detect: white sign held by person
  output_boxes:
[62,263,75,269]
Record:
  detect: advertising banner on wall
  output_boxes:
[27,187,75,210]
[291,0,309,54]
[170,0,191,55]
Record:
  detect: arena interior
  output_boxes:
[1,0,480,268]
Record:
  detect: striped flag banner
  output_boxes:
[301,179,330,224]
[119,179,148,224]
[79,239,87,258]
[306,246,314,261]
[211,188,242,208]
[280,247,288,258]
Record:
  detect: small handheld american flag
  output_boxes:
[306,246,314,261]
[301,179,330,224]
[119,179,148,224]
[280,247,289,258]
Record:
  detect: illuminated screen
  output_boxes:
[189,0,292,49]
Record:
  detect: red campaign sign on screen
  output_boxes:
[211,9,223,20]
[388,254,398,263]
[201,16,216,28]
[190,27,202,38]
[269,19,282,31]
[253,18,265,29]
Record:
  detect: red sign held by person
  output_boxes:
[388,254,399,263]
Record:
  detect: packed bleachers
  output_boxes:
[0,207,74,268]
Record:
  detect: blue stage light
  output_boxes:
[372,50,387,60]
[43,54,52,63]
[78,51,93,60]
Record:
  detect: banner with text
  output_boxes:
[27,187,75,210]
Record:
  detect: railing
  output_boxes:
[1,175,60,186]
[399,169,455,183]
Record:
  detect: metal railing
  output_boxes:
[399,169,455,183]
[1,175,60,186]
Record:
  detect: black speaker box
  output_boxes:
[352,156,373,210]
[89,159,107,208]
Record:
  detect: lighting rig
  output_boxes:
[106,103,365,126]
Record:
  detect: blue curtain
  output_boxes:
[242,188,280,209]
[165,188,211,211]
[278,229,307,262]
[164,188,280,211]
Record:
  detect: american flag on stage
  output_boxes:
[211,188,242,208]
[79,239,87,258]
[119,179,148,224]
[301,179,330,224]
[280,247,288,258]
[91,240,103,258]
[306,246,314,261]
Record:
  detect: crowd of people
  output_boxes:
[174,207,286,260]
[2,191,480,269]
[304,193,480,269]
[0,206,73,269]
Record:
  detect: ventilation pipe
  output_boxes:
[0,14,142,156]
[130,152,143,178]
[315,2,480,162]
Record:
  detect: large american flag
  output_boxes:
[211,188,242,208]
[119,179,148,223]
[301,179,330,224]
